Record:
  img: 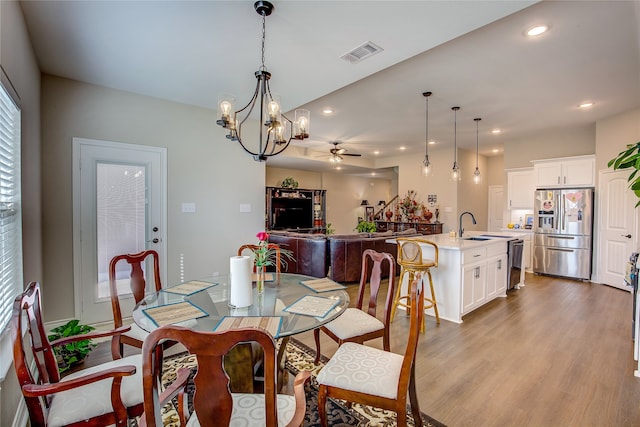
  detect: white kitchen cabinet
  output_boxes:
[462,262,486,314]
[486,253,508,300]
[507,168,535,209]
[532,155,595,188]
[524,238,532,272]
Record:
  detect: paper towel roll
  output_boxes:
[229,255,253,308]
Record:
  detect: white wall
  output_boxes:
[41,75,265,322]
[0,0,41,425]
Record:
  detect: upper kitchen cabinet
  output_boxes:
[507,168,535,209]
[532,155,595,188]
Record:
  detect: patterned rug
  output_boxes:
[159,338,446,427]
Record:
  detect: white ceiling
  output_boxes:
[19,1,640,176]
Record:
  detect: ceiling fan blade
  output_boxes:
[336,148,346,155]
[343,153,362,157]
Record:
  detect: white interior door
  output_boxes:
[598,169,637,290]
[488,185,504,231]
[73,138,167,325]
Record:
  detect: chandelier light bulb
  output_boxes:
[473,167,481,184]
[422,155,431,177]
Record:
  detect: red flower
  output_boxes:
[256,231,269,242]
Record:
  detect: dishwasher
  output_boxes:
[507,239,524,291]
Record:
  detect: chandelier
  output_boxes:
[216,1,310,162]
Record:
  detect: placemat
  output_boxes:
[213,316,283,338]
[161,280,216,295]
[300,277,346,292]
[283,295,340,318]
[143,301,208,327]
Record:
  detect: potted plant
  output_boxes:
[356,220,377,234]
[608,141,640,206]
[281,177,299,189]
[48,319,96,373]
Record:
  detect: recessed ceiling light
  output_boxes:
[399,146,406,151]
[492,148,500,153]
[579,101,594,109]
[335,166,342,170]
[491,129,501,134]
[370,172,377,176]
[373,150,380,155]
[428,140,436,145]
[322,108,334,115]
[527,24,549,37]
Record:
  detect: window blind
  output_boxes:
[0,81,22,333]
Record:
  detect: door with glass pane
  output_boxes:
[73,138,167,325]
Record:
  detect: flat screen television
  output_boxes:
[271,198,313,230]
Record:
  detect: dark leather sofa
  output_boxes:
[269,229,421,283]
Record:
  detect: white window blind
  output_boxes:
[0,80,22,333]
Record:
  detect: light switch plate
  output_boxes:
[239,203,251,213]
[182,202,196,213]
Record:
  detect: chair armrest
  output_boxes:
[21,364,137,397]
[139,367,191,427]
[285,370,312,427]
[49,325,132,347]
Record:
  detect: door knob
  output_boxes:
[152,226,159,232]
[623,234,632,239]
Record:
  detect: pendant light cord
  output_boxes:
[260,12,267,71]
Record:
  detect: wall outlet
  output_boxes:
[239,203,251,213]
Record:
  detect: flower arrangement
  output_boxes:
[399,190,419,219]
[253,231,295,269]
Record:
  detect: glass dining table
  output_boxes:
[132,272,350,392]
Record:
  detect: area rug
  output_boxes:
[159,339,446,427]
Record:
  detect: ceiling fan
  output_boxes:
[329,142,362,163]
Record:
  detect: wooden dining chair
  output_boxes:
[140,325,311,427]
[238,243,282,273]
[313,249,396,364]
[108,249,168,358]
[316,276,425,427]
[11,281,144,427]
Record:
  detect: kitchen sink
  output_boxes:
[463,237,491,241]
[477,234,513,238]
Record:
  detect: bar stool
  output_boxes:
[391,238,440,332]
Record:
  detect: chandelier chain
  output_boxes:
[261,12,266,69]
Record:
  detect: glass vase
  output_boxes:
[256,266,266,295]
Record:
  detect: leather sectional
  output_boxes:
[269,229,421,283]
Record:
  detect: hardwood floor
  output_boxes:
[83,273,640,426]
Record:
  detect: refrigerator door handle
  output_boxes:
[549,235,574,240]
[562,194,566,231]
[548,247,574,253]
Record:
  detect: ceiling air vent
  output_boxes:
[340,41,384,64]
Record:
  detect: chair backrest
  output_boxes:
[11,282,61,425]
[356,249,396,324]
[238,243,282,273]
[396,238,439,269]
[108,250,162,328]
[141,326,281,427]
[397,276,425,396]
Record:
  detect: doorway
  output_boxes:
[73,138,167,324]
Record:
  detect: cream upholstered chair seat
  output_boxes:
[321,308,385,340]
[48,355,143,427]
[316,342,403,399]
[185,394,298,427]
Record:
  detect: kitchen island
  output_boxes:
[389,232,522,323]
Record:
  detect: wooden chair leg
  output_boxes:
[390,267,406,322]
[318,385,329,427]
[409,365,423,427]
[313,328,322,365]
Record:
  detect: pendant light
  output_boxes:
[473,117,481,184]
[450,106,461,181]
[421,91,432,177]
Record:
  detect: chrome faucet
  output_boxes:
[459,211,477,237]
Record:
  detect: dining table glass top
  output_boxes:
[132,273,350,338]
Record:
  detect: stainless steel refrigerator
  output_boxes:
[533,187,594,280]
